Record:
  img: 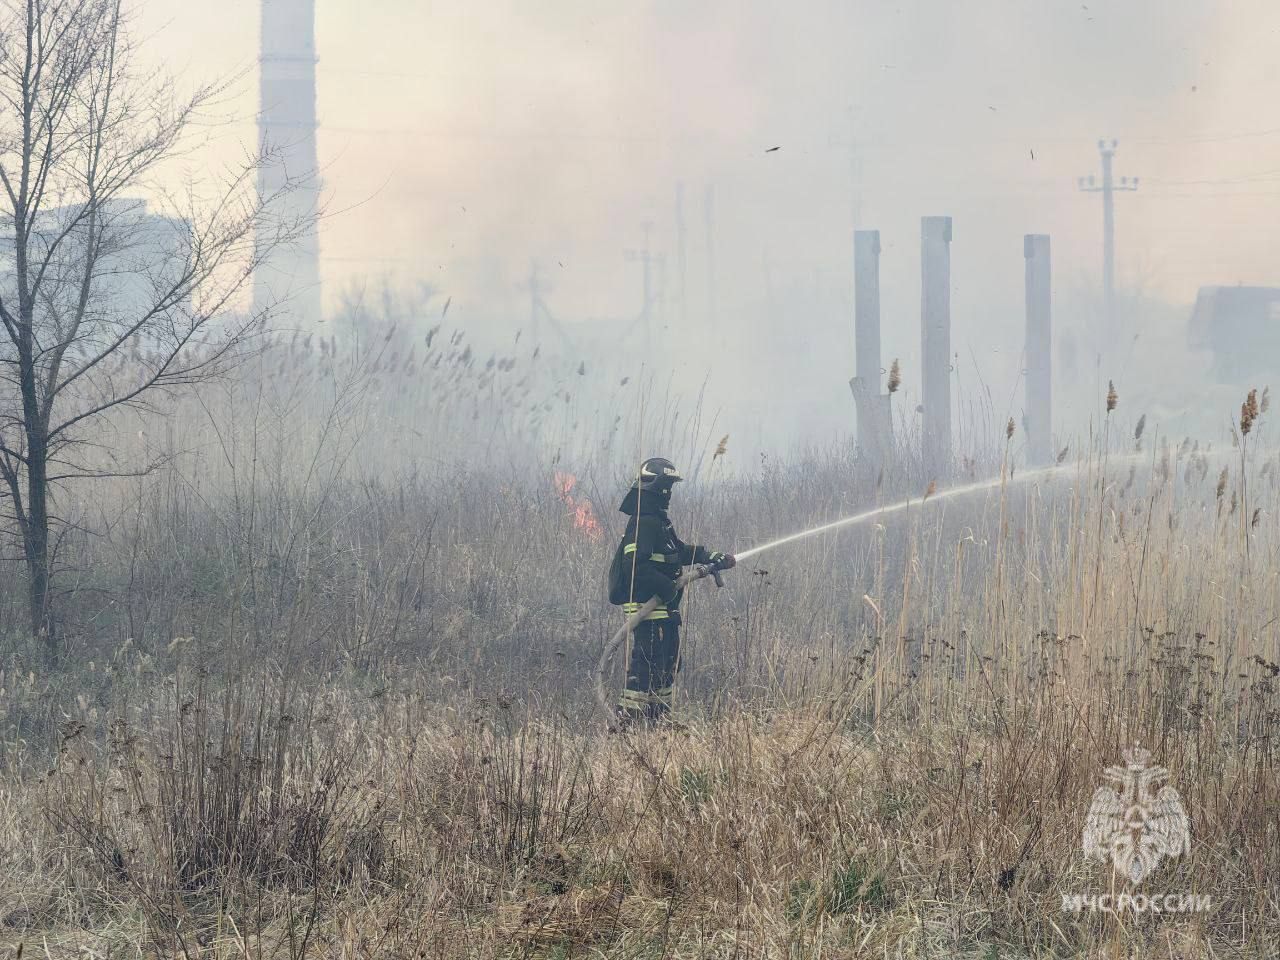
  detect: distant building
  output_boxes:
[1189,285,1280,382]
[0,198,192,332]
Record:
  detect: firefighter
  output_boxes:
[607,457,735,725]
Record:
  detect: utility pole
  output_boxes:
[1023,235,1052,467]
[529,259,541,347]
[704,184,717,333]
[525,259,577,356]
[1077,139,1138,326]
[624,223,660,358]
[675,183,687,328]
[655,253,668,341]
[921,216,953,481]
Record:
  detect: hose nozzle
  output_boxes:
[695,554,733,588]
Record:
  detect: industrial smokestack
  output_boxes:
[255,0,321,325]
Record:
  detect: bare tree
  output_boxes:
[0,0,298,658]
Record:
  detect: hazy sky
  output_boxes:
[141,0,1280,446]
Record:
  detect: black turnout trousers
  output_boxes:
[619,616,680,720]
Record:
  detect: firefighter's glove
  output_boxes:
[710,551,736,570]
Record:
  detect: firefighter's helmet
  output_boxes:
[637,456,683,492]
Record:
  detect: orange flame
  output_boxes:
[554,471,602,539]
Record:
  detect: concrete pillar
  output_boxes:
[1024,235,1052,466]
[850,230,891,469]
[921,216,952,480]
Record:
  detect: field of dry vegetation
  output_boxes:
[0,324,1276,958]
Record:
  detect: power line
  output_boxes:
[1143,167,1280,186]
[1128,125,1280,145]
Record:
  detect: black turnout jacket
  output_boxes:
[608,486,712,612]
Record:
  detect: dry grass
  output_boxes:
[0,322,1275,957]
[0,651,1275,958]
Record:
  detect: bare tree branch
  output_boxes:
[0,0,303,654]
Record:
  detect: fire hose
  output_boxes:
[593,557,731,726]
